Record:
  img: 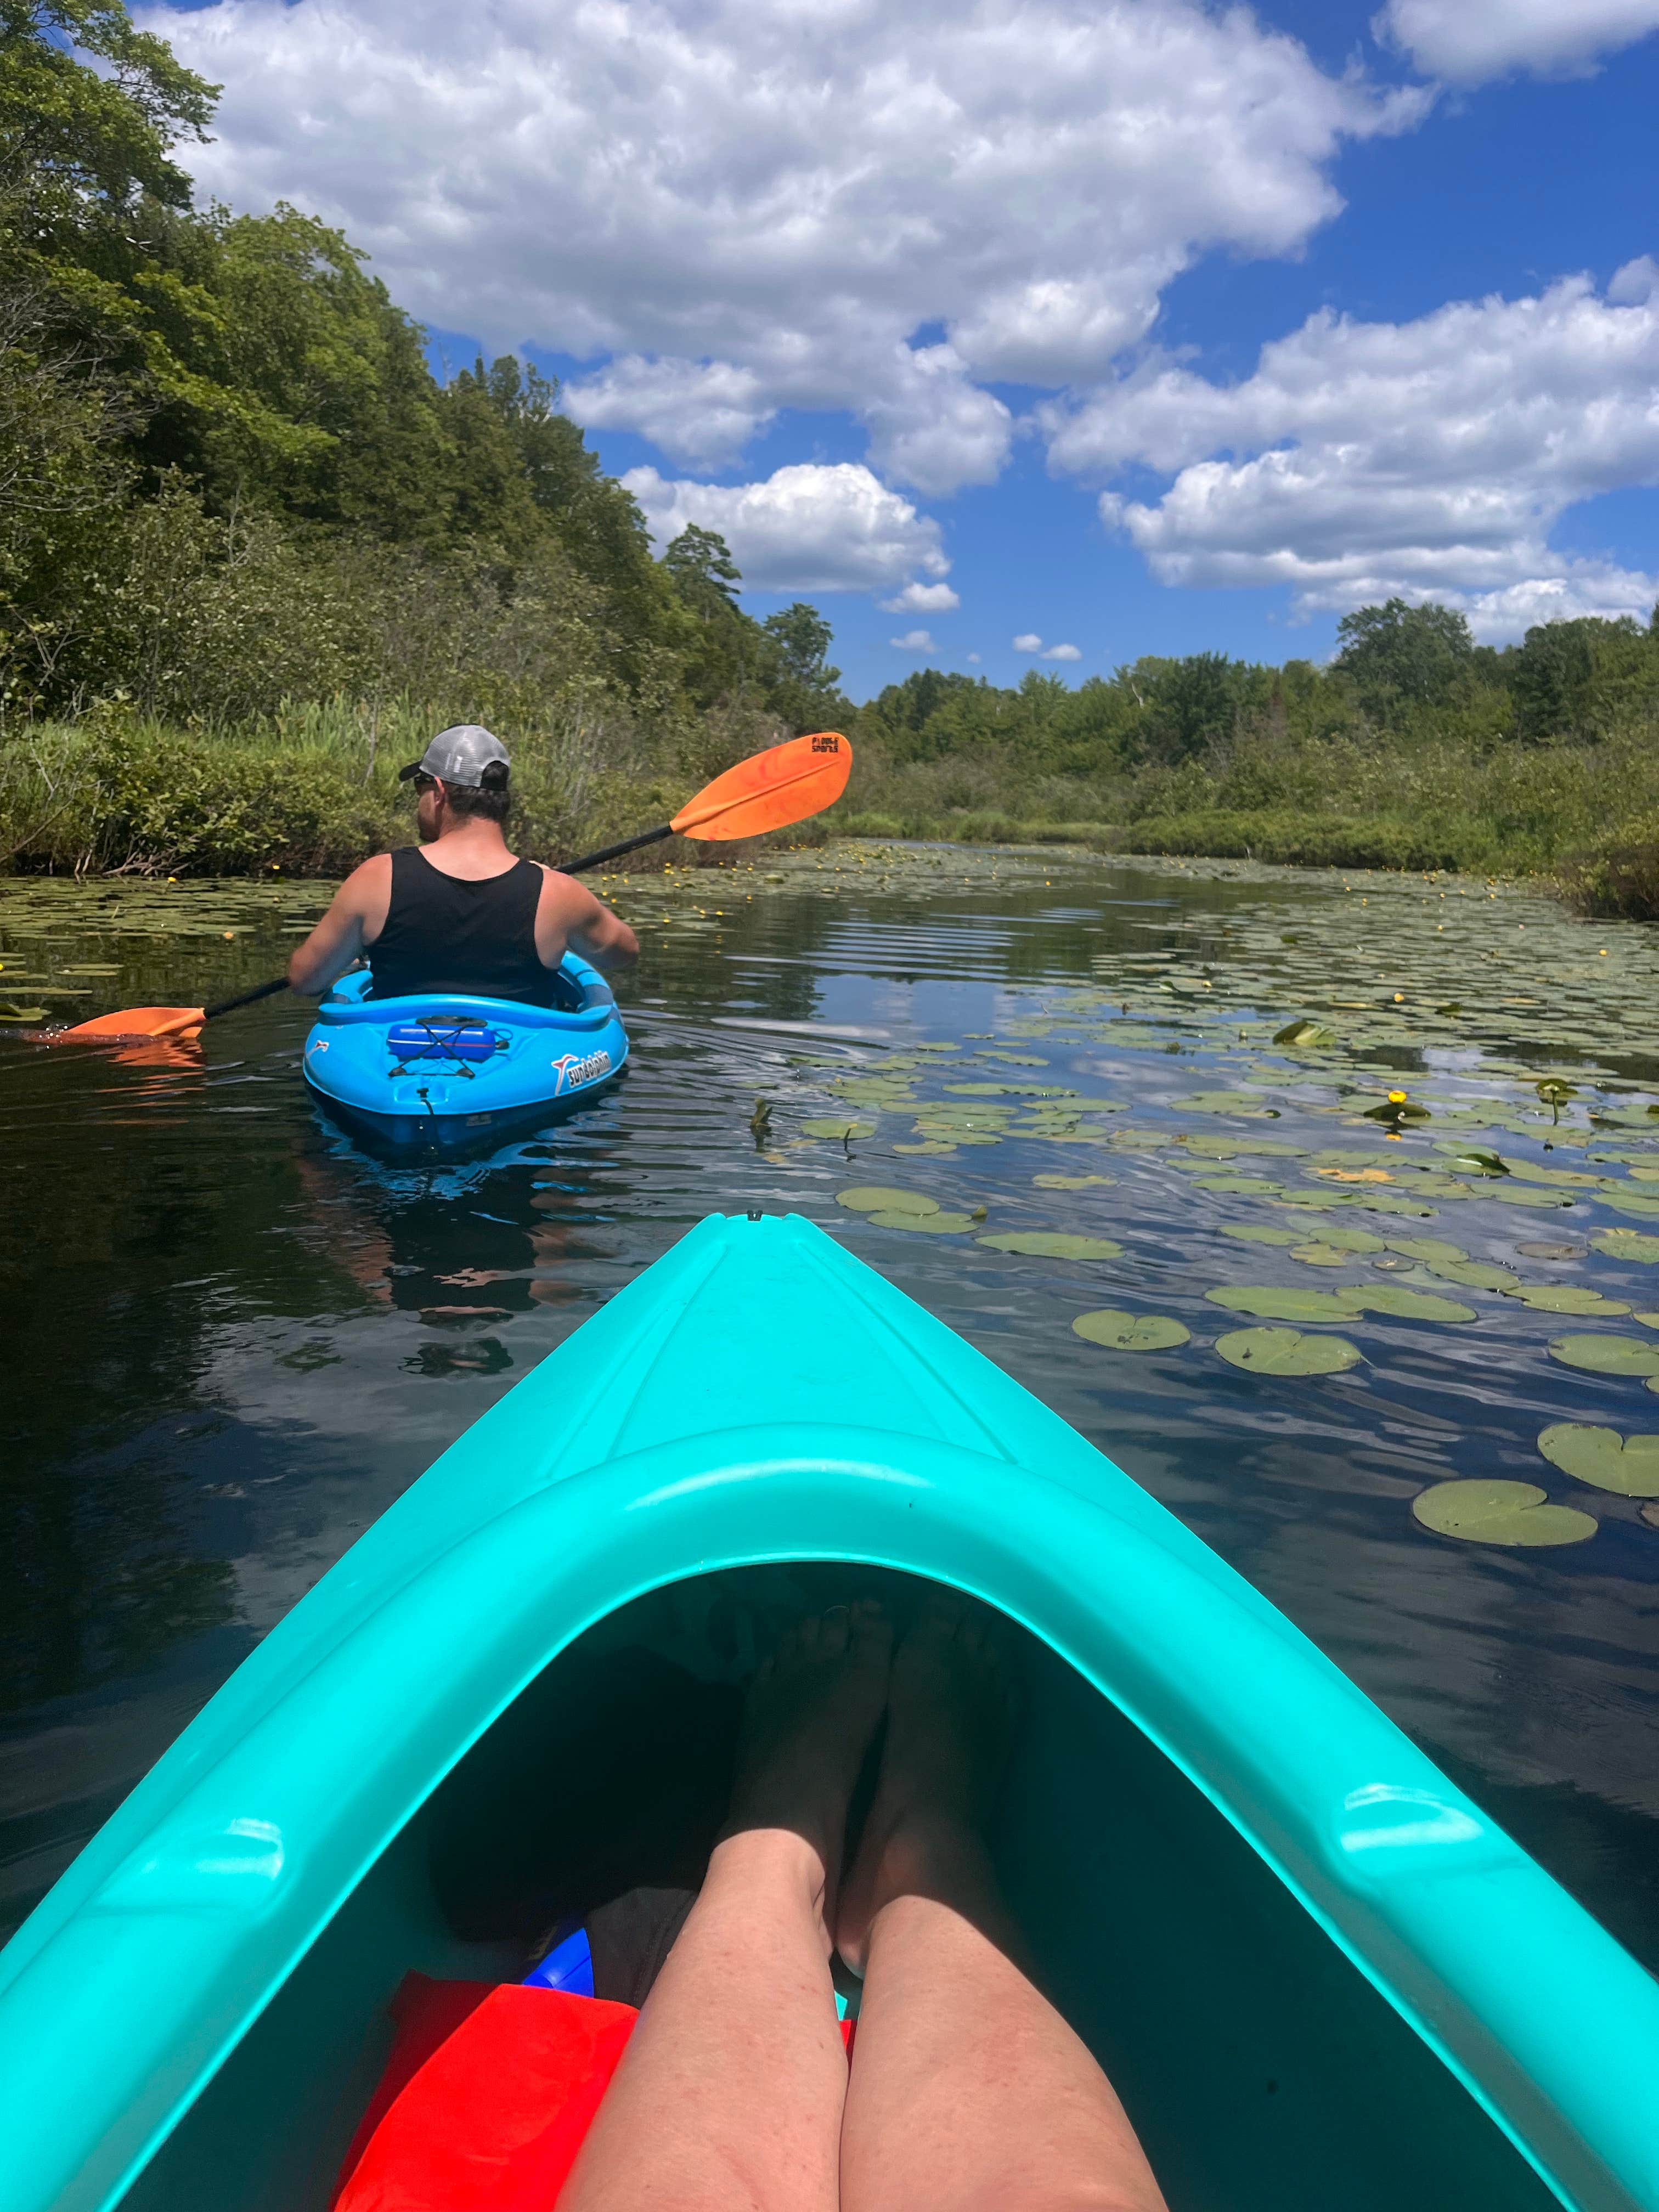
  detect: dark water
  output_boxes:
[2,846,1656,1971]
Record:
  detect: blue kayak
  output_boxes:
[2,1212,1656,2212]
[301,958,628,1147]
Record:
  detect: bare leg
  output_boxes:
[558,1601,892,2212]
[837,1604,1168,2212]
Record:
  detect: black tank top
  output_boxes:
[369,848,565,1006]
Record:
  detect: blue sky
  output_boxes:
[150,0,1659,699]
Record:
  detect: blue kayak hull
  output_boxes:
[301,958,628,1147]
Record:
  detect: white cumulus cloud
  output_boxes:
[1376,0,1659,82]
[142,0,1426,493]
[880,581,962,614]
[1048,263,1659,639]
[1013,633,1045,652]
[622,461,950,596]
[890,629,939,653]
[1043,642,1083,661]
[565,358,773,472]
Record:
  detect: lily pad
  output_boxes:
[0,1003,47,1022]
[1384,1237,1469,1265]
[1215,1327,1362,1375]
[1033,1173,1115,1189]
[1537,1423,1659,1497]
[1548,1335,1659,1379]
[802,1119,877,1139]
[1206,1286,1357,1323]
[1441,1147,1509,1176]
[1425,1259,1525,1293]
[1412,1480,1596,1548]
[1073,1310,1191,1351]
[1273,1019,1336,1046]
[1193,1175,1282,1194]
[1173,1091,1280,1116]
[1505,1285,1632,1316]
[1591,1228,1659,1263]
[1289,1243,1362,1266]
[976,1231,1125,1260]
[1351,1286,1477,1323]
[866,1209,979,1234]
[893,1141,958,1155]
[836,1187,939,1216]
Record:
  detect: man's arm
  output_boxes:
[538,872,640,973]
[287,856,392,996]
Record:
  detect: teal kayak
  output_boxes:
[2,1212,1655,2212]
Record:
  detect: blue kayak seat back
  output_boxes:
[386,1018,503,1062]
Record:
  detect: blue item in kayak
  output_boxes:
[2,1214,1656,2212]
[302,957,627,1148]
[523,1924,595,1998]
[384,1018,502,1063]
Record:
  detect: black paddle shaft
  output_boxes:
[199,824,673,1023]
[557,822,673,874]
[201,975,294,1022]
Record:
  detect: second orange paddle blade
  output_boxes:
[670,731,851,842]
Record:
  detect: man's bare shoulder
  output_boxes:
[533,862,602,908]
[340,851,395,899]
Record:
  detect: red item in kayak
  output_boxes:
[332,1973,638,2211]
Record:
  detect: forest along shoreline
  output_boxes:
[4,5,1659,917]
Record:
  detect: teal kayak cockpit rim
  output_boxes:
[1,1215,1654,2212]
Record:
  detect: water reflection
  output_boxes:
[1,848,1656,1973]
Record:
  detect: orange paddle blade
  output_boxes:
[60,1005,205,1040]
[670,731,851,842]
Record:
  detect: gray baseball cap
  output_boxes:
[399,724,511,788]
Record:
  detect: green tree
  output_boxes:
[759,601,848,729]
[1333,598,1473,724]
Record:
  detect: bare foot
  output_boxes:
[719,1600,894,1915]
[834,1596,1019,1975]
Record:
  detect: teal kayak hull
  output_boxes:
[2,1213,1655,2211]
[301,958,627,1148]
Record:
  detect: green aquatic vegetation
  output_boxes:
[802,1119,876,1139]
[1274,1189,1438,1218]
[1295,1243,1372,1266]
[1178,1134,1307,1157]
[893,1141,958,1155]
[977,1231,1125,1259]
[1502,1160,1605,1189]
[1207,1286,1358,1322]
[1537,1424,1659,1497]
[1427,1259,1527,1292]
[1194,1175,1283,1195]
[1549,1334,1659,1380]
[0,1002,47,1022]
[866,1209,979,1234]
[1505,1285,1632,1316]
[1437,1145,1508,1176]
[1104,1128,1178,1149]
[1272,1019,1336,1046]
[1412,1480,1596,1548]
[1073,1309,1191,1351]
[836,1187,939,1216]
[1355,1285,1477,1323]
[1215,1327,1362,1375]
[1172,1091,1282,1116]
[1033,1173,1115,1189]
[1598,1190,1659,1218]
[1384,1236,1469,1265]
[944,1082,1077,1097]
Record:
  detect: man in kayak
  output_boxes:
[286,725,638,1004]
[557,1599,1169,2212]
